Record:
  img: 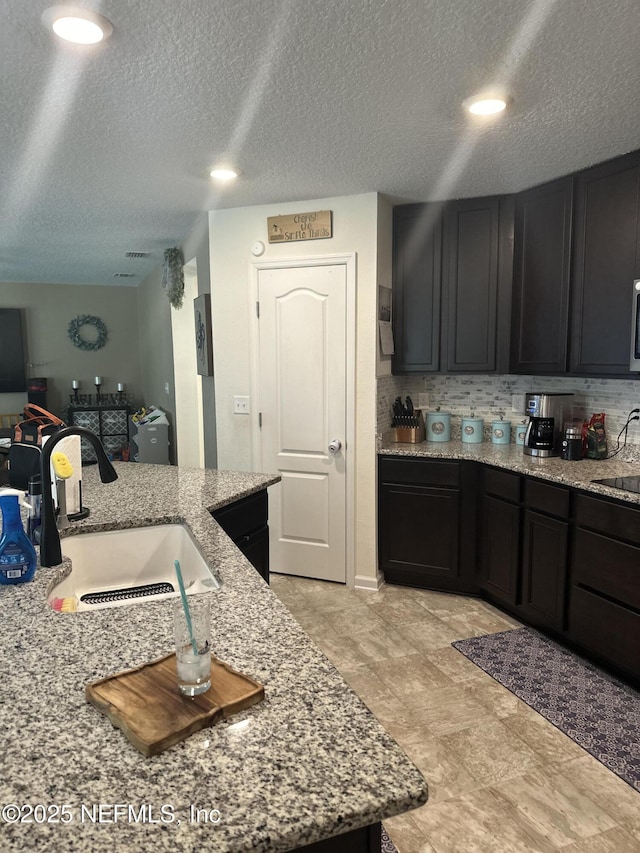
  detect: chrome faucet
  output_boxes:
[40,427,118,567]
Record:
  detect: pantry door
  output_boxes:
[254,257,354,583]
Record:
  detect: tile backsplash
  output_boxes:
[378,374,640,447]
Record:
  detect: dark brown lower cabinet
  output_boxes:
[479,471,570,632]
[479,467,521,607]
[481,495,520,606]
[211,490,270,583]
[296,822,381,852]
[378,456,477,593]
[378,455,640,684]
[521,511,568,631]
[568,494,640,681]
[519,479,569,632]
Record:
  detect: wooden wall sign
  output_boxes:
[267,210,332,244]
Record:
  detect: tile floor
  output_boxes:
[270,574,640,853]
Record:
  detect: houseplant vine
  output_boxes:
[163,247,185,309]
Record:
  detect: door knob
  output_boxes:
[328,439,342,454]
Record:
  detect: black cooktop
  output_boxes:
[592,475,640,494]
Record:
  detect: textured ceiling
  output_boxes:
[1,0,639,286]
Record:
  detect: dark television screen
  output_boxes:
[0,308,27,392]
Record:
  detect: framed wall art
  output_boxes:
[194,293,213,376]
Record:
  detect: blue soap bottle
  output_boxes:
[0,488,37,585]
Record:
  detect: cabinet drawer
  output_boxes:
[379,456,460,488]
[525,478,569,519]
[483,467,521,502]
[569,586,640,679]
[212,490,268,540]
[575,493,640,545]
[572,528,640,610]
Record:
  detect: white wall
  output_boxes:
[181,214,217,468]
[136,213,216,467]
[171,259,205,468]
[209,193,380,586]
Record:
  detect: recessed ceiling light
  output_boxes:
[41,6,113,44]
[463,94,510,116]
[209,167,239,182]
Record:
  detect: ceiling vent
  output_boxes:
[113,272,136,278]
[125,251,150,259]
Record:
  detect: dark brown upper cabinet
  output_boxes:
[510,177,573,374]
[393,147,640,378]
[570,150,640,375]
[442,196,513,372]
[392,203,443,373]
[392,197,512,374]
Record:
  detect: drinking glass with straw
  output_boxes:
[173,560,211,696]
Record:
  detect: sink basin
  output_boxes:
[48,524,220,612]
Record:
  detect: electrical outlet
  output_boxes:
[512,393,525,413]
[233,395,250,414]
[417,393,430,410]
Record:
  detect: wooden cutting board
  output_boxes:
[86,654,264,756]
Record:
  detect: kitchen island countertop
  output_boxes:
[379,436,640,504]
[0,463,427,852]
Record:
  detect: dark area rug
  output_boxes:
[381,825,398,853]
[452,627,640,792]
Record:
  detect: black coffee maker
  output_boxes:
[523,392,574,457]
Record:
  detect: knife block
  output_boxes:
[392,410,425,443]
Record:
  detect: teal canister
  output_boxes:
[461,417,483,444]
[515,422,527,446]
[426,411,451,442]
[492,420,512,445]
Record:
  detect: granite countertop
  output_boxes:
[379,435,640,504]
[0,463,427,852]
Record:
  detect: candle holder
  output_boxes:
[71,380,79,403]
[94,376,102,404]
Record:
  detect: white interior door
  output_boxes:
[257,262,347,583]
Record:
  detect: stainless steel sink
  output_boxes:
[48,524,220,612]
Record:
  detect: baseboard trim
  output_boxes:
[353,570,383,591]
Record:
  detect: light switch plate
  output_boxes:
[233,395,250,414]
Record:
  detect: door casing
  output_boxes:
[249,253,356,586]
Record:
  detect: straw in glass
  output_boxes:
[174,559,198,656]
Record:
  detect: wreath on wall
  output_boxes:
[67,314,108,351]
[162,247,185,309]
